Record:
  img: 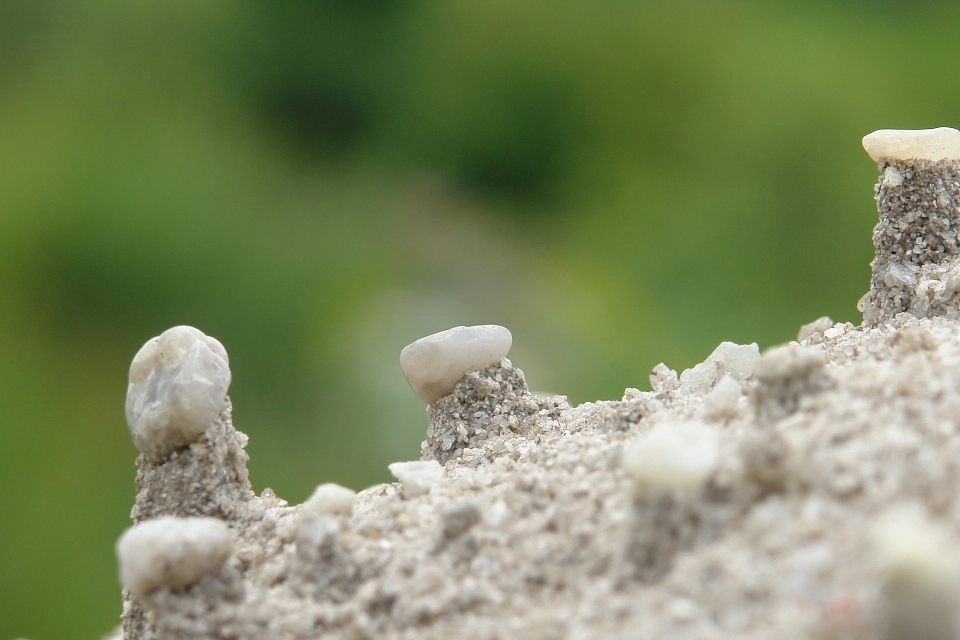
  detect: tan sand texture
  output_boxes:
[110,129,960,639]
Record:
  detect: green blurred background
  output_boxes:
[1,0,956,636]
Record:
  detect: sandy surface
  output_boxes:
[114,157,960,639]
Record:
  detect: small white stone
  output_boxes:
[703,375,741,420]
[862,127,960,162]
[823,325,845,340]
[621,421,720,488]
[882,165,904,188]
[649,363,679,393]
[399,325,512,404]
[881,262,918,289]
[125,326,231,461]
[302,483,357,517]
[388,460,445,498]
[116,516,234,598]
[797,316,834,342]
[679,341,760,394]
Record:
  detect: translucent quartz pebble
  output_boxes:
[388,460,445,498]
[881,262,918,289]
[621,421,720,488]
[399,325,512,404]
[797,316,833,342]
[882,166,904,188]
[116,516,234,598]
[862,127,960,162]
[679,341,760,394]
[302,483,357,517]
[125,326,231,461]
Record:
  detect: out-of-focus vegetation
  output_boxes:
[1,0,958,636]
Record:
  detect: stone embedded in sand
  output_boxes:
[399,325,513,404]
[880,262,918,289]
[858,127,960,324]
[125,326,232,462]
[679,341,760,394]
[703,375,741,419]
[797,316,834,342]
[621,421,720,488]
[116,516,234,598]
[388,460,445,498]
[862,127,960,162]
[303,483,357,517]
[649,363,680,393]
[882,166,903,188]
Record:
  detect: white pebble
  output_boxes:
[882,165,904,188]
[399,325,512,404]
[823,325,846,340]
[649,363,679,393]
[116,516,234,598]
[302,483,357,517]
[679,341,760,394]
[862,127,960,162]
[621,421,720,488]
[797,316,833,342]
[388,460,445,498]
[703,375,741,419]
[881,262,918,289]
[125,326,231,461]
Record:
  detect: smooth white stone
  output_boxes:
[302,483,357,517]
[703,375,741,419]
[116,516,234,597]
[399,325,512,404]
[125,326,231,461]
[621,421,720,488]
[862,127,960,162]
[388,460,445,498]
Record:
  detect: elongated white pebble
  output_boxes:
[399,325,512,404]
[116,517,234,598]
[125,326,231,461]
[862,127,960,162]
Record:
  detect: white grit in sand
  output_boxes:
[107,128,960,639]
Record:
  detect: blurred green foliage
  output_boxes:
[1,0,958,636]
